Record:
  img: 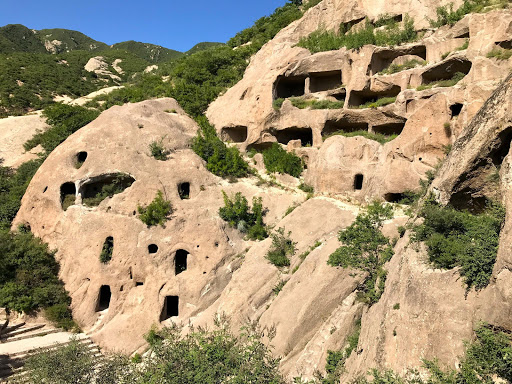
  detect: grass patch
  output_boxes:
[357,96,396,109]
[417,71,466,91]
[272,280,287,295]
[379,59,426,75]
[487,48,512,60]
[266,227,296,267]
[456,39,470,51]
[263,143,303,178]
[297,15,417,54]
[138,190,173,227]
[299,240,322,260]
[323,129,398,144]
[412,197,505,291]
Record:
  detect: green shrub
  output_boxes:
[149,140,169,160]
[379,59,426,75]
[99,237,114,264]
[272,280,287,295]
[412,199,505,291]
[0,228,71,314]
[192,117,249,179]
[273,98,285,110]
[487,48,512,60]
[266,227,296,267]
[456,39,470,51]
[263,143,303,178]
[323,129,398,144]
[0,159,42,230]
[297,15,417,54]
[298,182,314,193]
[328,202,394,304]
[24,103,99,154]
[428,0,509,28]
[417,71,466,91]
[219,191,268,240]
[44,304,77,331]
[138,190,173,227]
[357,96,396,109]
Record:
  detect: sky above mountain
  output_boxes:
[0,0,289,52]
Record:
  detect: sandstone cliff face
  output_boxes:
[207,1,512,203]
[12,0,512,381]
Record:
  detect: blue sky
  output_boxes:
[0,0,289,52]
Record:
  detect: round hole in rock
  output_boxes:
[419,157,423,161]
[133,211,136,215]
[214,241,219,247]
[148,244,158,254]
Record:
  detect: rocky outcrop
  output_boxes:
[208,1,512,203]
[84,57,121,82]
[0,112,49,168]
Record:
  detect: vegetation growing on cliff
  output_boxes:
[24,103,99,155]
[413,197,505,291]
[263,143,304,178]
[192,117,249,178]
[428,0,510,28]
[138,190,173,227]
[219,191,268,240]
[266,227,296,267]
[328,202,394,304]
[297,15,417,54]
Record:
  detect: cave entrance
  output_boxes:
[221,126,248,143]
[175,249,189,275]
[274,75,306,99]
[75,152,88,169]
[178,182,190,200]
[370,45,426,75]
[347,86,401,108]
[309,70,342,93]
[450,103,463,117]
[421,58,472,84]
[60,182,76,211]
[148,244,158,254]
[81,173,135,207]
[96,285,111,312]
[354,174,364,190]
[372,122,406,136]
[160,296,179,321]
[322,121,369,137]
[273,127,313,146]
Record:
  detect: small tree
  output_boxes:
[266,227,296,267]
[138,191,173,227]
[328,202,393,304]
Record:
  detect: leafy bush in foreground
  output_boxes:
[328,202,394,304]
[219,191,268,240]
[413,198,505,291]
[263,143,303,178]
[138,190,173,227]
[192,117,249,179]
[0,228,71,316]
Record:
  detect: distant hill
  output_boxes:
[0,24,47,54]
[35,28,108,53]
[111,40,182,63]
[185,42,225,55]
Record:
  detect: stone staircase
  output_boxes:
[0,318,101,383]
